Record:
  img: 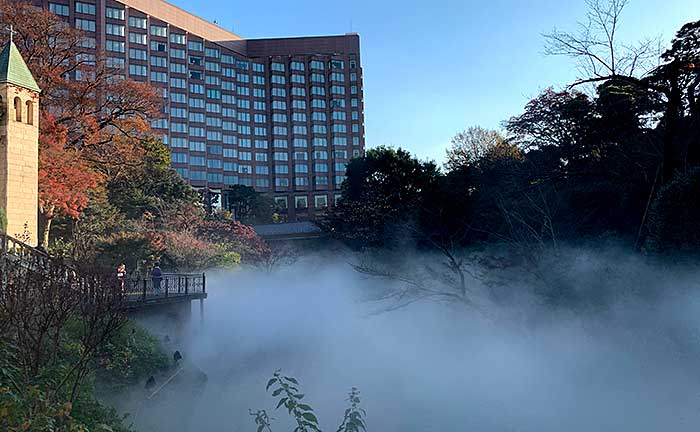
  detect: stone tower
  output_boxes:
[0,41,40,245]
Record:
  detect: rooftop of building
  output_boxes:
[120,0,243,42]
[0,41,40,92]
[252,221,323,239]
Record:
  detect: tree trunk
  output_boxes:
[38,206,54,249]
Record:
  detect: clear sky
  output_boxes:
[170,0,699,164]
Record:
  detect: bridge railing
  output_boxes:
[121,273,206,302]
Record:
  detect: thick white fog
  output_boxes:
[123,250,700,432]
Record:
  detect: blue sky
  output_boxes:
[171,0,699,163]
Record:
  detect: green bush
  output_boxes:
[646,169,700,252]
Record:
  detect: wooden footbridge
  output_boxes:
[0,232,207,313]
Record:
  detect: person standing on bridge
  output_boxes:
[151,262,163,295]
[117,263,126,293]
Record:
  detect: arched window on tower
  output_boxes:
[13,97,21,122]
[26,100,33,125]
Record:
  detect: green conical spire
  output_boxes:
[0,41,40,93]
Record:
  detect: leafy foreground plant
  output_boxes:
[252,370,367,432]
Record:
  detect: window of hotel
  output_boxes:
[312,112,327,122]
[49,3,69,16]
[335,175,347,185]
[106,6,125,20]
[238,125,251,135]
[205,47,219,58]
[223,135,237,145]
[105,40,125,53]
[295,178,310,187]
[275,179,290,188]
[238,100,250,109]
[272,101,286,110]
[292,87,306,97]
[316,176,329,186]
[271,62,285,72]
[171,77,187,88]
[274,197,288,211]
[274,139,288,149]
[333,137,348,146]
[189,156,205,166]
[188,112,204,123]
[331,72,345,82]
[188,170,205,180]
[170,63,186,74]
[239,165,252,174]
[271,75,286,85]
[351,85,358,95]
[332,111,346,121]
[128,64,146,76]
[312,125,327,134]
[170,122,187,133]
[129,16,147,28]
[207,173,223,183]
[238,112,251,122]
[75,19,95,32]
[224,175,238,185]
[312,99,326,109]
[314,163,329,172]
[351,98,359,107]
[236,60,250,70]
[254,101,266,110]
[255,127,267,136]
[170,48,186,59]
[333,124,347,133]
[150,56,167,68]
[351,72,358,82]
[222,95,236,105]
[273,126,288,135]
[292,112,307,122]
[206,61,220,72]
[188,40,203,51]
[294,152,309,161]
[220,54,233,64]
[353,137,360,146]
[106,57,124,69]
[78,37,96,48]
[170,33,186,45]
[311,60,324,70]
[171,152,188,164]
[311,73,325,83]
[273,113,287,123]
[106,23,124,36]
[331,86,345,95]
[275,165,289,174]
[189,141,206,152]
[150,71,166,82]
[151,41,167,52]
[314,150,328,159]
[274,152,289,161]
[256,179,270,188]
[239,138,252,148]
[292,100,306,110]
[295,164,309,173]
[253,63,265,73]
[255,140,269,149]
[294,138,308,147]
[313,137,328,146]
[272,88,286,98]
[293,125,307,135]
[151,119,167,129]
[291,61,305,71]
[291,74,305,84]
[170,107,187,118]
[334,150,348,159]
[315,195,328,208]
[352,124,360,133]
[311,86,325,96]
[237,87,249,96]
[207,159,222,169]
[223,148,237,158]
[129,33,146,45]
[150,25,167,37]
[206,117,222,127]
[253,88,265,98]
[253,76,265,85]
[188,98,204,109]
[190,71,202,80]
[75,2,96,15]
[171,137,188,148]
[206,103,221,113]
[331,99,346,108]
[330,59,344,69]
[222,67,235,78]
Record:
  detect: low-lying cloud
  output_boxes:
[121,249,700,432]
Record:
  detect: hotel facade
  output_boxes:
[30,0,365,220]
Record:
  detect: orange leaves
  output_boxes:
[38,113,100,220]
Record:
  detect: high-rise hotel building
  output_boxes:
[31,0,365,220]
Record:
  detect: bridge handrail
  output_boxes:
[2,232,206,307]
